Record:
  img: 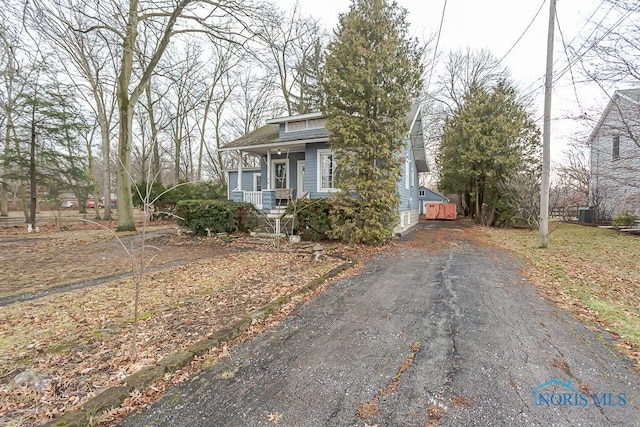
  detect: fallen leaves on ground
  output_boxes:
[0,224,349,426]
[480,222,640,367]
[267,412,283,424]
[0,222,200,298]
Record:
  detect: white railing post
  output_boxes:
[237,150,243,191]
[243,191,263,209]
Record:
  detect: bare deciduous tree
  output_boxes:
[256,4,326,115]
[36,0,265,231]
[435,48,510,114]
[29,1,121,220]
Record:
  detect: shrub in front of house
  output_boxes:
[612,210,639,227]
[176,200,257,236]
[134,182,228,221]
[133,181,226,207]
[165,181,226,202]
[286,198,335,241]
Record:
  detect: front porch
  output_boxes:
[228,145,309,211]
[231,188,302,211]
[231,188,293,211]
[222,111,333,212]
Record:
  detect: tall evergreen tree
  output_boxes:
[322,0,423,245]
[7,76,91,227]
[437,81,540,225]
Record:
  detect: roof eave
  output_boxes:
[587,93,618,144]
[219,137,329,154]
[266,112,325,124]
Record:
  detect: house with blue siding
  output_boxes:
[417,187,449,215]
[221,105,427,233]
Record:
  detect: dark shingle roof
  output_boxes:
[222,124,280,150]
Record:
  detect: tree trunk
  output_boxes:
[1,123,10,215]
[20,180,29,221]
[0,185,7,216]
[87,137,102,220]
[196,83,216,182]
[29,107,37,230]
[116,101,136,231]
[115,0,192,231]
[486,190,500,227]
[1,55,14,217]
[147,88,161,181]
[173,111,183,182]
[101,121,113,220]
[474,180,481,221]
[115,0,138,232]
[461,192,470,217]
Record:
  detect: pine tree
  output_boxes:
[322,0,423,244]
[437,81,540,225]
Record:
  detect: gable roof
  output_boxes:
[587,88,640,144]
[221,105,428,168]
[418,187,449,202]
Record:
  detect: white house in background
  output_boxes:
[220,105,428,233]
[588,88,640,219]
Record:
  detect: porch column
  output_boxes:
[266,149,272,190]
[237,150,243,191]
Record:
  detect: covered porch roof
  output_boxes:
[219,123,328,156]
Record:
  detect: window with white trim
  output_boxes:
[318,149,336,192]
[254,174,262,192]
[405,158,410,190]
[411,166,415,187]
[419,189,426,197]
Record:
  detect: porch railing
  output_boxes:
[243,191,263,209]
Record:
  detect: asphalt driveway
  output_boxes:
[122,221,639,426]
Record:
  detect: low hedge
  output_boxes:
[286,198,334,241]
[176,200,257,236]
[612,210,639,227]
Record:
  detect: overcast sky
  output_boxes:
[278,0,625,163]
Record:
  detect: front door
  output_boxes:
[297,160,305,198]
[272,159,289,189]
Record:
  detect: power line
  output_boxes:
[556,10,586,118]
[425,0,447,94]
[520,1,610,94]
[547,11,631,114]
[522,2,626,100]
[497,0,547,66]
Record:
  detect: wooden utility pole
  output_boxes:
[539,0,556,248]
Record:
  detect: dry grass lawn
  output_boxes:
[0,223,349,426]
[483,222,640,366]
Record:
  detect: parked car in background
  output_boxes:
[60,200,78,209]
[86,200,95,208]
